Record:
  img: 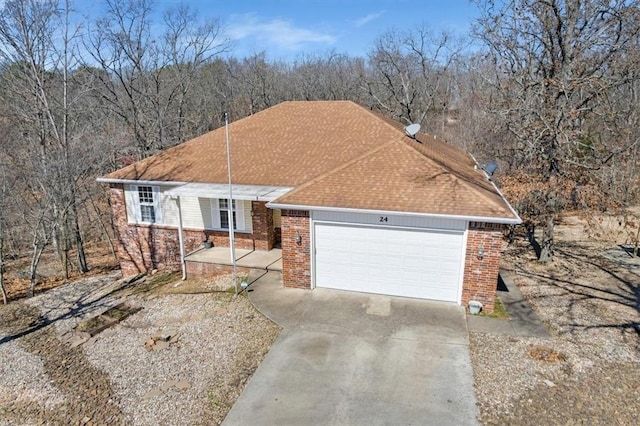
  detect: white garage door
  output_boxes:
[314,223,465,302]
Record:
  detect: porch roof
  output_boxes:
[165,182,293,202]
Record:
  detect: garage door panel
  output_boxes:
[314,223,464,302]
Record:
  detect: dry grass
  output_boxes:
[2,242,120,302]
[528,346,567,363]
[472,210,640,425]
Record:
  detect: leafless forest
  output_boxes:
[0,0,639,302]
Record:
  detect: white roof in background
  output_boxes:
[165,183,293,202]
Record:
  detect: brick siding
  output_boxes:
[251,201,275,250]
[112,182,505,310]
[185,262,250,279]
[461,222,505,314]
[281,209,311,289]
[109,184,274,276]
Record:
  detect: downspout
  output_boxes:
[172,195,187,280]
[252,196,257,251]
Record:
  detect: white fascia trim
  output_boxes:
[96,177,188,186]
[469,154,523,224]
[486,179,522,224]
[267,202,522,225]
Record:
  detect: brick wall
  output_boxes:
[110,183,155,276]
[461,222,504,314]
[281,209,311,289]
[202,230,258,250]
[251,201,275,250]
[109,184,274,277]
[185,262,250,279]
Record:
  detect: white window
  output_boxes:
[219,199,236,230]
[212,198,246,231]
[126,185,161,224]
[138,186,156,223]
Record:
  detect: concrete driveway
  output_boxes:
[222,271,479,426]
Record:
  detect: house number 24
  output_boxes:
[379,216,388,223]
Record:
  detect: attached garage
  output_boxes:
[312,212,467,303]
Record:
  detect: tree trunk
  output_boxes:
[85,185,116,259]
[70,198,89,273]
[539,216,555,262]
[29,243,45,297]
[60,223,69,280]
[0,168,6,305]
[52,202,69,279]
[0,230,6,305]
[75,226,88,273]
[0,268,6,305]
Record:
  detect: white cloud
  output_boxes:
[227,13,336,51]
[353,11,386,27]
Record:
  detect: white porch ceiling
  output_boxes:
[165,183,293,202]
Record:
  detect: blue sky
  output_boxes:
[180,0,479,60]
[66,0,478,61]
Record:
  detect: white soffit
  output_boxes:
[165,183,293,202]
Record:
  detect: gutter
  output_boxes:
[469,154,523,225]
[485,179,522,225]
[96,177,189,186]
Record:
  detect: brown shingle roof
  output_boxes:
[103,101,518,220]
[103,101,402,187]
[273,138,515,219]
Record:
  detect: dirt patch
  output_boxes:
[159,269,251,295]
[75,303,142,336]
[471,212,640,424]
[528,346,566,363]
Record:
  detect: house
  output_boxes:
[98,101,521,313]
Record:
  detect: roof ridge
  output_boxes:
[355,104,409,140]
[275,140,396,201]
[399,137,505,203]
[398,137,461,173]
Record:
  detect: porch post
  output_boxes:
[225,113,238,295]
[172,196,187,280]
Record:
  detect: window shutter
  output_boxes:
[153,186,162,224]
[211,199,221,228]
[235,200,245,231]
[127,185,141,223]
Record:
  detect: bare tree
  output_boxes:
[0,0,97,280]
[288,51,366,101]
[224,53,287,116]
[84,0,229,158]
[364,26,463,134]
[162,4,228,143]
[474,0,640,261]
[0,158,11,304]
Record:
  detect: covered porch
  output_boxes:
[164,182,290,278]
[185,246,282,272]
[165,182,291,252]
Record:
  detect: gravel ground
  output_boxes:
[471,216,640,425]
[0,272,279,425]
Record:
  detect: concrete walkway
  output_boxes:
[466,269,551,339]
[223,272,480,426]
